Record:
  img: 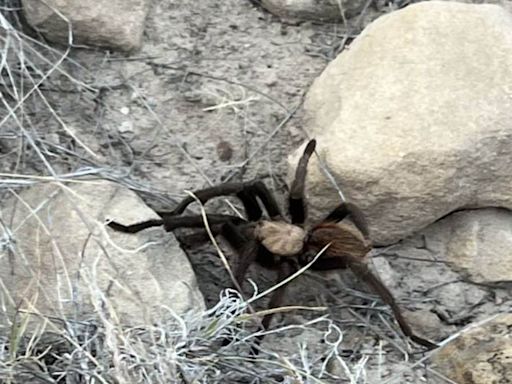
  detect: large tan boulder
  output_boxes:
[294,1,512,244]
[22,0,150,51]
[0,180,204,329]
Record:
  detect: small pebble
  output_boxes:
[217,140,234,162]
[119,121,134,133]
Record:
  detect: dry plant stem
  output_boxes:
[246,243,330,305]
[185,190,246,296]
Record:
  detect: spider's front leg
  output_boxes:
[288,139,316,224]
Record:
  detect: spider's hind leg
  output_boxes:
[349,262,438,349]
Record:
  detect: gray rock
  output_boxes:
[432,314,512,383]
[0,180,204,329]
[293,1,512,244]
[258,0,368,22]
[22,0,150,51]
[425,208,512,283]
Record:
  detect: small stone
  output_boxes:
[216,140,234,162]
[119,120,134,134]
[263,71,279,87]
[21,0,150,52]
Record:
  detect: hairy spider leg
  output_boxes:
[237,189,263,221]
[306,252,437,349]
[322,202,370,238]
[349,263,438,349]
[246,181,285,219]
[261,260,297,328]
[288,139,316,224]
[159,213,245,231]
[110,212,266,298]
[108,209,271,289]
[107,214,243,233]
[162,180,282,220]
[215,222,301,353]
[155,217,264,287]
[107,219,164,233]
[252,259,297,354]
[315,204,437,348]
[220,221,261,284]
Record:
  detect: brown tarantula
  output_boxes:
[108,139,437,349]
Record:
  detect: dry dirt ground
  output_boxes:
[2,0,511,382]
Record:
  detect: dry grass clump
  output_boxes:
[1,286,369,383]
[1,289,251,383]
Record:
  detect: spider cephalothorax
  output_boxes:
[108,139,437,350]
[254,221,306,256]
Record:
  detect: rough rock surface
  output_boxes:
[295,1,512,244]
[22,0,150,51]
[0,180,204,328]
[258,0,368,21]
[424,208,512,283]
[432,314,512,384]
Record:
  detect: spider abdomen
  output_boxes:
[308,222,371,263]
[254,220,307,256]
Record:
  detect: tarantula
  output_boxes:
[108,139,437,349]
